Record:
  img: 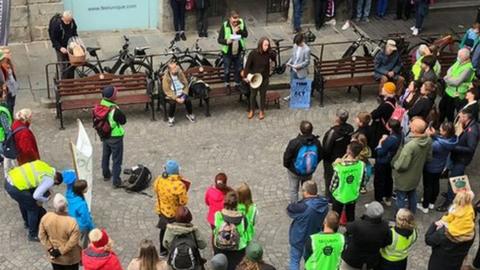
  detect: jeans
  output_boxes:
[395,189,417,214]
[332,198,356,222]
[196,8,208,34]
[101,136,124,186]
[4,181,45,238]
[288,170,312,203]
[293,0,306,31]
[414,1,428,29]
[323,161,334,201]
[438,94,466,123]
[249,81,268,111]
[55,50,74,79]
[52,264,79,270]
[356,0,372,19]
[168,98,193,118]
[422,170,441,208]
[374,162,393,202]
[290,245,306,270]
[170,0,186,32]
[376,0,388,16]
[313,0,328,27]
[223,54,242,85]
[396,0,412,19]
[445,162,466,204]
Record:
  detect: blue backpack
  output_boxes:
[294,144,319,176]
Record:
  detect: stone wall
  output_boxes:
[10,0,64,43]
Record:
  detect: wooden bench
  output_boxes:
[54,73,154,129]
[313,56,376,106]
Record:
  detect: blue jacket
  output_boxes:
[451,120,480,166]
[287,196,329,249]
[424,135,457,173]
[65,181,95,232]
[375,133,402,164]
[374,51,402,80]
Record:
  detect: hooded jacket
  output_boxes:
[12,120,40,165]
[82,246,123,270]
[65,181,95,232]
[424,135,457,173]
[375,132,402,164]
[451,120,479,166]
[392,135,432,191]
[322,123,354,163]
[374,50,402,80]
[205,186,227,226]
[287,196,329,250]
[283,134,323,176]
[163,222,207,251]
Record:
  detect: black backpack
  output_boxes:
[123,165,152,193]
[167,232,202,270]
[48,13,63,41]
[2,126,27,159]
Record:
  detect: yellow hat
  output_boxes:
[383,82,396,95]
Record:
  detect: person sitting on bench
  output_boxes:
[374,40,404,95]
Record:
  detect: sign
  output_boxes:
[449,175,471,194]
[70,119,93,210]
[64,0,157,31]
[0,0,11,45]
[289,78,312,109]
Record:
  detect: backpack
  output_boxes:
[167,233,201,270]
[2,126,27,159]
[92,105,112,140]
[215,218,241,250]
[123,165,152,193]
[48,13,63,41]
[294,144,319,176]
[382,101,406,131]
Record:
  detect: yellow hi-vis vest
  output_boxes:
[8,160,55,191]
[380,228,417,262]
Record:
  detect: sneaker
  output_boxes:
[360,187,367,194]
[410,26,416,31]
[168,117,175,127]
[341,21,350,30]
[429,204,435,210]
[28,235,40,242]
[362,17,370,23]
[325,18,336,26]
[203,31,209,38]
[283,95,290,101]
[186,114,196,123]
[412,27,419,36]
[180,32,187,41]
[417,203,429,214]
[382,197,392,207]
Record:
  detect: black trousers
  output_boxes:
[52,264,79,270]
[438,94,466,123]
[313,0,329,27]
[249,81,268,111]
[168,98,193,118]
[374,162,393,202]
[422,170,441,208]
[170,0,186,32]
[332,198,356,222]
[196,8,208,34]
[55,50,74,79]
[323,161,334,201]
[396,0,412,19]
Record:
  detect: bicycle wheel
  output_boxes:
[74,62,100,78]
[176,58,198,71]
[119,61,153,76]
[342,43,359,59]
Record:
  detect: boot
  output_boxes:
[259,111,265,120]
[248,110,254,119]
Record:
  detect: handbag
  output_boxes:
[185,0,195,11]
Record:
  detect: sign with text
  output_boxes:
[64,0,157,31]
[289,78,312,109]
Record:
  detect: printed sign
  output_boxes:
[449,175,471,194]
[289,78,312,109]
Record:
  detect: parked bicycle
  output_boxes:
[175,39,224,69]
[407,28,461,62]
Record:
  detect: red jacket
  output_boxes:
[204,186,226,226]
[12,120,40,165]
[82,246,123,270]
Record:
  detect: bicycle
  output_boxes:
[73,35,153,78]
[341,24,387,59]
[407,28,461,62]
[175,39,224,69]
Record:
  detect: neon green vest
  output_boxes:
[214,211,248,250]
[8,160,55,191]
[0,105,12,142]
[100,99,125,137]
[221,19,245,54]
[305,232,345,270]
[412,56,441,80]
[237,203,257,244]
[380,228,417,262]
[445,61,475,99]
[332,161,364,204]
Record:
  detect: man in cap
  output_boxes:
[49,10,78,79]
[374,40,404,95]
[96,85,126,188]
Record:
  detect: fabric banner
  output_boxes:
[289,78,312,109]
[0,0,11,45]
[71,119,93,210]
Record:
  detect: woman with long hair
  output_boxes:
[127,239,168,270]
[237,183,257,245]
[236,242,276,270]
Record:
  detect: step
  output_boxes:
[430,0,480,10]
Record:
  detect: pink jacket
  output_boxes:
[205,186,225,226]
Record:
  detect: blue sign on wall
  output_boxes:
[64,0,158,31]
[289,79,312,109]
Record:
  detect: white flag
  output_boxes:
[75,119,93,210]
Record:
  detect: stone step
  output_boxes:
[430,0,480,11]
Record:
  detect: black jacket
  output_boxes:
[342,216,390,269]
[50,18,78,51]
[355,125,375,152]
[217,20,248,55]
[283,134,323,176]
[322,123,354,163]
[407,95,434,120]
[462,101,479,123]
[425,223,474,270]
[451,119,479,165]
[195,0,210,9]
[371,96,396,147]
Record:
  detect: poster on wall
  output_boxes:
[0,0,11,45]
[64,0,157,31]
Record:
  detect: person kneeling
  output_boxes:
[162,61,196,127]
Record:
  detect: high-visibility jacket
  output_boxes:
[220,19,245,55]
[305,232,345,270]
[445,61,475,99]
[8,160,55,191]
[100,99,125,137]
[332,161,364,204]
[380,228,417,262]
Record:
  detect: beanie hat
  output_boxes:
[165,160,179,175]
[62,169,77,185]
[102,85,118,100]
[383,82,396,95]
[365,201,384,219]
[211,254,228,270]
[53,193,67,212]
[246,242,264,262]
[91,229,109,248]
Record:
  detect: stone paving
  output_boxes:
[0,8,480,270]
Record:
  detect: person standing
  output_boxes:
[0,50,18,114]
[244,37,274,120]
[313,0,329,29]
[376,0,388,18]
[304,211,345,270]
[237,183,257,245]
[287,181,329,270]
[82,228,123,270]
[392,118,432,214]
[13,108,40,165]
[205,173,231,230]
[236,243,276,270]
[411,0,430,36]
[0,97,13,178]
[356,0,372,22]
[283,120,323,202]
[218,10,248,92]
[284,33,311,101]
[370,83,397,150]
[322,109,354,201]
[171,0,187,41]
[460,88,479,122]
[4,160,63,241]
[292,0,306,32]
[127,239,168,270]
[396,0,412,20]
[97,86,126,188]
[154,160,189,256]
[38,193,82,270]
[196,0,210,37]
[49,11,78,79]
[374,41,404,94]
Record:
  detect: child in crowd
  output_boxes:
[354,111,374,150]
[436,190,475,242]
[205,173,231,229]
[352,133,372,194]
[237,182,258,245]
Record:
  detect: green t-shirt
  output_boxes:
[305,232,345,270]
